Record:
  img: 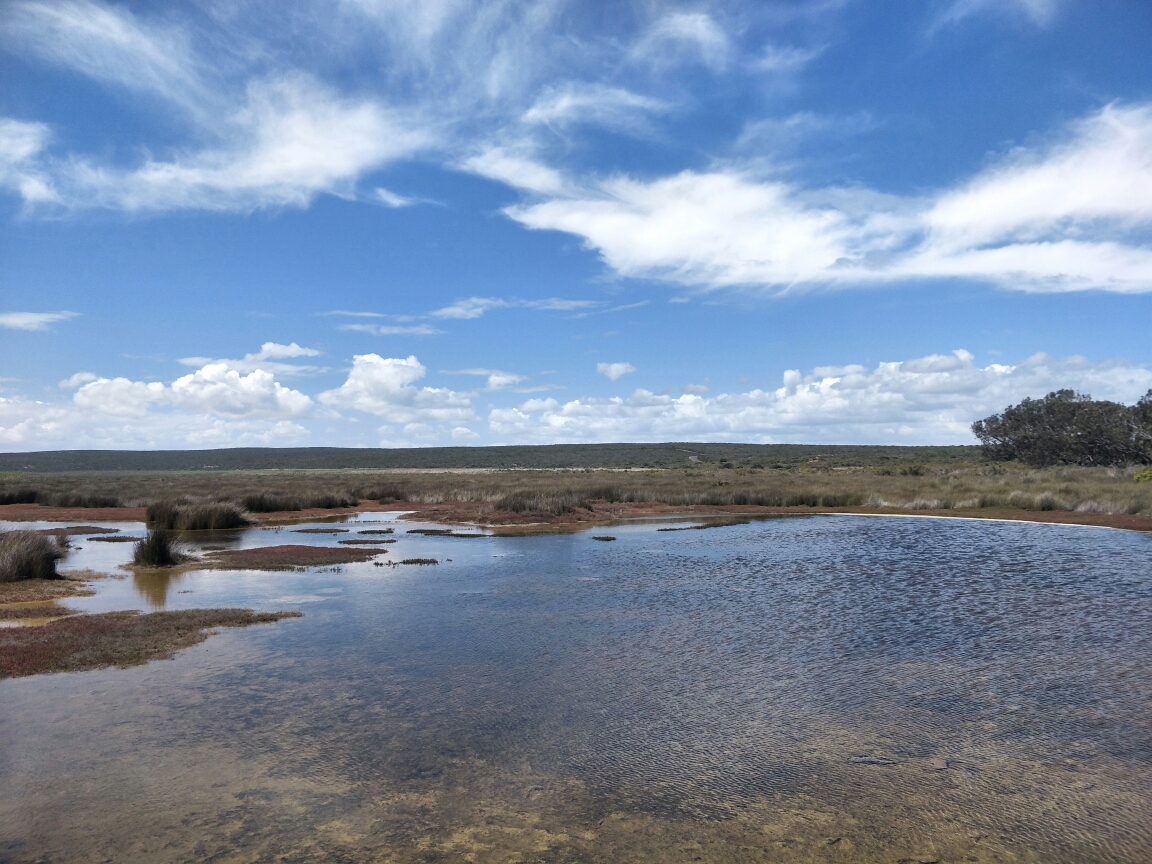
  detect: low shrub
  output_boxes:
[362,485,408,503]
[0,530,65,582]
[133,529,182,567]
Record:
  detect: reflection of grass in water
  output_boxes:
[0,608,301,678]
[591,536,616,542]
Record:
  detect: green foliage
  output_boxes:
[973,390,1152,467]
[1135,468,1152,483]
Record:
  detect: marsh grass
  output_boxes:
[241,491,358,512]
[146,501,251,531]
[0,530,65,582]
[132,529,183,567]
[3,459,1151,519]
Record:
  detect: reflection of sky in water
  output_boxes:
[2,515,1152,862]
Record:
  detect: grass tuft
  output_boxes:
[0,530,65,582]
[133,529,183,567]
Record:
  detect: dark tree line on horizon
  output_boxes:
[973,389,1152,467]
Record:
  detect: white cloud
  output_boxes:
[430,297,511,319]
[631,13,730,72]
[522,83,667,133]
[177,342,325,376]
[933,0,1062,30]
[319,353,473,424]
[503,103,1152,294]
[339,323,444,335]
[252,341,321,360]
[490,350,1152,445]
[446,368,528,390]
[597,362,636,382]
[374,187,415,207]
[0,118,55,202]
[3,0,208,111]
[6,74,428,213]
[451,425,480,440]
[70,362,312,419]
[461,148,570,196]
[74,376,168,417]
[58,371,97,389]
[430,296,602,319]
[0,310,78,330]
[169,364,313,417]
[752,44,824,73]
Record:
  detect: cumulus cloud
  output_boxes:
[503,104,1152,294]
[70,362,313,418]
[0,310,78,330]
[319,354,473,424]
[490,350,1152,444]
[597,362,636,381]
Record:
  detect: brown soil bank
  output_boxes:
[0,608,301,678]
[0,504,147,522]
[404,499,1152,534]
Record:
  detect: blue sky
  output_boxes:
[1,0,1150,449]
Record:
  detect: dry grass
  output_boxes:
[0,608,302,678]
[0,530,65,582]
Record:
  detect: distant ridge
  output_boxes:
[0,444,980,472]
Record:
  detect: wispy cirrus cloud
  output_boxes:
[176,342,326,376]
[339,323,444,336]
[498,103,1152,294]
[0,310,78,330]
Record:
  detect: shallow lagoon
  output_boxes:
[2,514,1151,862]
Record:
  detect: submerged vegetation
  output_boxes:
[0,530,65,582]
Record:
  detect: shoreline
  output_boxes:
[3,500,1149,533]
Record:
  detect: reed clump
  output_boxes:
[146,501,251,530]
[241,491,358,512]
[133,529,183,567]
[0,530,65,582]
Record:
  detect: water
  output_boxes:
[2,514,1151,862]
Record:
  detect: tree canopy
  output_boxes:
[972,389,1152,466]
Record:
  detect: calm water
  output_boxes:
[1,514,1151,863]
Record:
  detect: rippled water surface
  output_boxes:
[2,514,1151,862]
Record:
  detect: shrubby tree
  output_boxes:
[972,389,1152,466]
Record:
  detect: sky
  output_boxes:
[1,0,1151,450]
